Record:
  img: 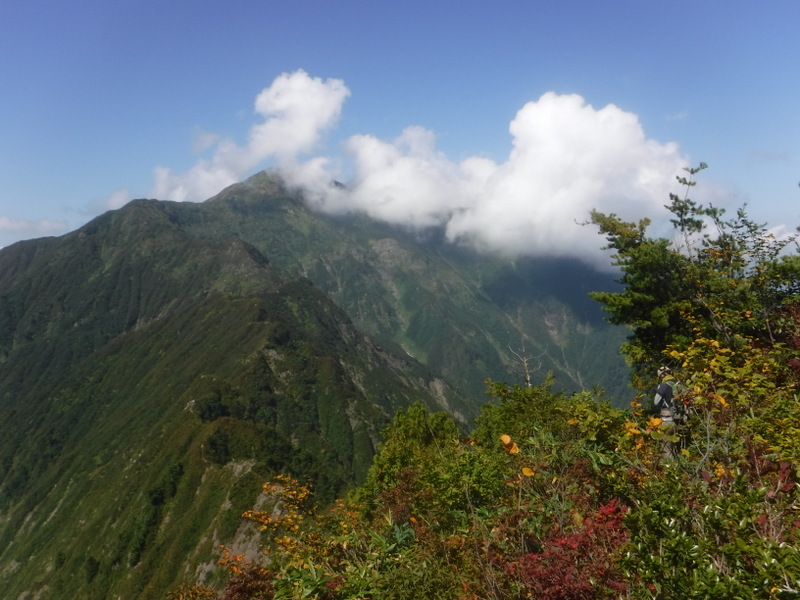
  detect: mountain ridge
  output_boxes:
[0,171,630,598]
[0,188,467,598]
[185,171,629,400]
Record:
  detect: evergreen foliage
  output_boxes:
[589,164,800,380]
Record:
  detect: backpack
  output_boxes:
[651,378,676,416]
[652,378,686,419]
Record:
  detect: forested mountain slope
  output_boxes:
[160,171,630,402]
[0,171,629,599]
[0,198,461,599]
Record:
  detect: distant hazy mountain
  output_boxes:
[0,171,629,599]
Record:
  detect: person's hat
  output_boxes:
[657,366,672,378]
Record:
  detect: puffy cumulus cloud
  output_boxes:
[306,126,471,229]
[130,72,692,266]
[250,71,349,161]
[444,93,687,259]
[148,70,350,202]
[306,92,688,265]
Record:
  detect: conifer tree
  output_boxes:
[589,163,800,380]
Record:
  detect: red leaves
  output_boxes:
[514,500,629,600]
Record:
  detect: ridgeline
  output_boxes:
[0,172,628,599]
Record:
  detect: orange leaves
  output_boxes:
[713,462,729,478]
[241,475,317,562]
[216,545,269,577]
[499,434,519,454]
[500,434,535,478]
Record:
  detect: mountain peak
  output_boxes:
[208,170,291,204]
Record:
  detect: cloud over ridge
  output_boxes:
[0,216,67,248]
[148,70,350,203]
[140,70,690,264]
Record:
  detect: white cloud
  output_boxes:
[147,69,350,202]
[191,128,222,155]
[444,94,687,259]
[305,92,688,265]
[0,215,67,247]
[125,73,695,266]
[105,188,133,210]
[309,126,468,229]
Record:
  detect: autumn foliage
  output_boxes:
[169,363,800,599]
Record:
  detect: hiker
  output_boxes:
[653,366,683,459]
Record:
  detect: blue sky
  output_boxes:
[1,0,798,262]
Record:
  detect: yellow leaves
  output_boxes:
[713,462,733,479]
[647,416,663,429]
[499,434,519,454]
[241,509,272,526]
[274,535,299,550]
[242,475,322,563]
[623,420,641,436]
[714,394,729,407]
[499,435,536,479]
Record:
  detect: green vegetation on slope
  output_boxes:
[171,357,800,599]
[0,200,462,600]
[168,167,800,600]
[184,171,632,404]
